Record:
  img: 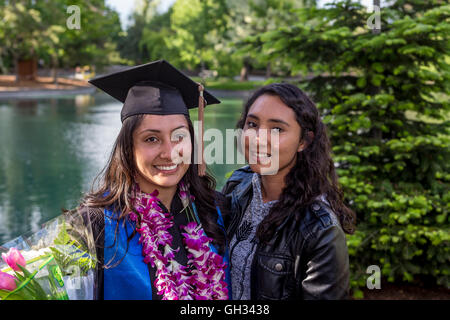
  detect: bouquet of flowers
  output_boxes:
[0,209,97,300]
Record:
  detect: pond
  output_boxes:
[0,92,247,243]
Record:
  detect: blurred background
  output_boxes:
[0,0,448,299]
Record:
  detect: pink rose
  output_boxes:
[2,248,26,272]
[0,271,17,291]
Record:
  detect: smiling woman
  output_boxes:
[65,60,231,300]
[133,114,192,209]
[223,83,356,300]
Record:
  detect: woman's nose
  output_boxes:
[159,139,176,161]
[256,128,271,148]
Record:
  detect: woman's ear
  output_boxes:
[298,131,314,152]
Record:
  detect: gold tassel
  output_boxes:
[197,83,206,176]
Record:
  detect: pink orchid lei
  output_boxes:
[128,182,228,300]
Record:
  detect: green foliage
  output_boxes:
[50,220,96,277]
[119,0,313,77]
[232,0,313,77]
[0,1,49,62]
[0,0,316,77]
[224,170,236,180]
[242,0,450,297]
[0,0,123,73]
[117,0,172,65]
[191,77,269,91]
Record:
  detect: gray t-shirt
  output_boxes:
[229,173,278,300]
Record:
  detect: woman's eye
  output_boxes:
[175,134,186,142]
[145,136,159,143]
[247,121,257,128]
[272,127,282,132]
[172,132,188,143]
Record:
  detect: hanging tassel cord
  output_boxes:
[197,83,207,176]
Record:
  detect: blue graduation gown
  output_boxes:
[102,201,231,300]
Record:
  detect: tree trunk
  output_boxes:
[240,66,248,82]
[51,54,58,85]
[201,60,206,73]
[240,58,251,82]
[51,67,58,85]
[16,58,37,81]
[0,55,8,75]
[372,0,381,34]
[13,54,19,83]
[266,62,272,78]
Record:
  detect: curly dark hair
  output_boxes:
[236,83,356,243]
[80,114,226,267]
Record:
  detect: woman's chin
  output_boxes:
[248,163,279,176]
[136,171,185,192]
[146,172,181,188]
[153,177,181,188]
[150,165,189,187]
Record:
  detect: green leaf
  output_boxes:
[352,289,364,299]
[371,74,384,86]
[436,213,447,224]
[356,77,366,88]
[0,289,29,300]
[372,62,384,73]
[16,264,48,299]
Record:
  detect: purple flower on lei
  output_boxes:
[129,182,228,300]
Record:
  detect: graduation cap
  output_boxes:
[88,59,220,176]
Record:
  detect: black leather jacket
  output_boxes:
[222,166,350,300]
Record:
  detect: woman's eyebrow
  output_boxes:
[171,125,188,132]
[139,128,160,134]
[139,125,187,135]
[268,119,290,126]
[247,114,290,126]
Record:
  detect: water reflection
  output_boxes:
[0,93,245,242]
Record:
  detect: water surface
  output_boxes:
[0,93,246,243]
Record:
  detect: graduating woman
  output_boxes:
[74,60,230,300]
[222,83,356,300]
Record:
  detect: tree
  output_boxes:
[53,0,123,71]
[119,0,315,78]
[0,1,50,80]
[118,0,184,67]
[243,0,450,296]
[117,0,159,65]
[169,0,229,72]
[231,0,315,80]
[136,2,181,66]
[0,0,123,78]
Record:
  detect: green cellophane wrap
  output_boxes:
[0,208,97,300]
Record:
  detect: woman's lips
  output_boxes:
[154,163,179,174]
[249,152,272,164]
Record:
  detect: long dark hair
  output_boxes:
[237,83,356,243]
[81,114,225,266]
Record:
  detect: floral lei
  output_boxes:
[128,182,228,300]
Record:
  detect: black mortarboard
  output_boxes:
[88,59,219,176]
[88,59,220,122]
